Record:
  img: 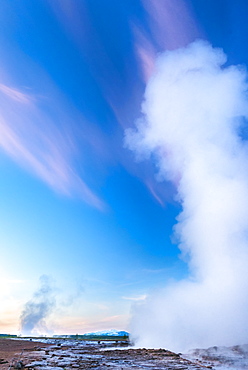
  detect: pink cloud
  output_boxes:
[132,0,200,84]
[0,84,32,104]
[142,0,200,51]
[0,81,105,210]
[47,0,200,207]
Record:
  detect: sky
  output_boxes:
[0,0,248,336]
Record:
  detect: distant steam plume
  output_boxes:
[126,40,248,351]
[20,275,55,336]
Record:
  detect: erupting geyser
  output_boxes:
[126,40,248,351]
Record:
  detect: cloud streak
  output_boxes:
[126,40,248,351]
[0,78,104,210]
[122,295,147,302]
[48,0,200,207]
[134,0,200,82]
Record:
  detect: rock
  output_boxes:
[14,361,24,369]
[0,359,8,364]
[25,361,46,367]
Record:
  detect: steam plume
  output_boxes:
[20,275,55,336]
[126,40,248,351]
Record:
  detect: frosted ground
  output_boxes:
[7,338,248,369]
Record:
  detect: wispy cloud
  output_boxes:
[85,314,129,332]
[122,294,147,301]
[0,84,31,104]
[0,278,26,285]
[132,0,200,83]
[48,0,200,208]
[0,80,105,210]
[53,313,129,334]
[142,0,199,50]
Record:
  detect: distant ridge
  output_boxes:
[83,329,129,337]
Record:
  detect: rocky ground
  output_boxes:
[0,339,212,370]
[0,340,50,369]
[1,338,248,369]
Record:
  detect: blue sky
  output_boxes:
[0,0,247,335]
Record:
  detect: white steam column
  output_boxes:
[126,40,248,352]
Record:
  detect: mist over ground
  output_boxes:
[126,40,248,352]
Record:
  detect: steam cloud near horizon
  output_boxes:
[126,40,248,351]
[20,275,55,336]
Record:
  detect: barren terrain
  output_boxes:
[0,338,211,369]
[0,338,247,369]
